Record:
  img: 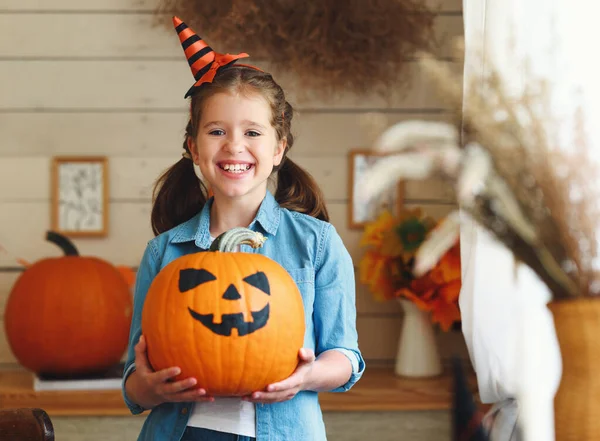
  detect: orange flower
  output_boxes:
[401,267,462,330]
[359,211,462,331]
[439,279,461,304]
[429,296,461,331]
[397,287,434,311]
[358,250,395,301]
[360,211,396,249]
[429,242,461,284]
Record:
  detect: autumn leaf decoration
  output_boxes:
[358,208,462,331]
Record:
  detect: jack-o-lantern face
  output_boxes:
[179,268,270,336]
[141,228,306,397]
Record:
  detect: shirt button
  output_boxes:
[181,407,188,415]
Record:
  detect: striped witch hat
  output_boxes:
[173,16,257,98]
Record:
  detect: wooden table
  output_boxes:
[0,367,482,416]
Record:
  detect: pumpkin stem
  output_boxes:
[46,231,79,256]
[209,228,266,252]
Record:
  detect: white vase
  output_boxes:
[395,298,443,377]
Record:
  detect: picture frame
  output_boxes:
[51,156,109,237]
[348,149,405,229]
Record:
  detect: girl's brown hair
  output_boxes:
[151,66,329,236]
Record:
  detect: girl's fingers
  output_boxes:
[243,390,293,404]
[134,336,152,372]
[266,376,300,392]
[162,377,197,395]
[168,387,214,403]
[153,366,182,383]
[298,348,316,362]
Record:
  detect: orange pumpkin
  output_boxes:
[141,228,305,396]
[4,231,133,377]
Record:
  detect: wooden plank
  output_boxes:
[0,309,400,365]
[0,367,476,416]
[428,0,463,13]
[0,156,456,203]
[0,199,453,266]
[438,329,470,361]
[329,201,456,262]
[0,316,401,365]
[0,0,157,11]
[0,266,396,318]
[0,60,461,110]
[293,157,456,203]
[0,14,178,58]
[0,270,392,324]
[355,278,403,315]
[0,111,456,157]
[0,200,454,266]
[358,317,468,363]
[0,14,462,59]
[1,0,462,13]
[0,318,18,365]
[0,280,464,366]
[0,201,154,267]
[357,316,402,361]
[0,274,20,317]
[0,292,463,366]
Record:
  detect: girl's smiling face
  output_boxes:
[188,91,286,203]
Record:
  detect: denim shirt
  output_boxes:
[122,191,365,441]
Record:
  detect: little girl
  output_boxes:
[122,17,365,441]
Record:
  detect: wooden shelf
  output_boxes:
[0,367,480,416]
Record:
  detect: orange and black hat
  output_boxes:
[173,16,260,98]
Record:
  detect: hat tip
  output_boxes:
[172,16,183,27]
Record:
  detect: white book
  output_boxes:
[32,364,124,391]
[33,375,122,391]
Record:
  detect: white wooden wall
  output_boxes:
[0,0,465,369]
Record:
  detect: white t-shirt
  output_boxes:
[186,236,256,436]
[187,398,256,437]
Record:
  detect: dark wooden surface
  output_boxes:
[0,408,54,441]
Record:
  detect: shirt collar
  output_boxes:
[170,191,280,249]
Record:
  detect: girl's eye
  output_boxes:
[208,129,225,136]
[246,130,261,137]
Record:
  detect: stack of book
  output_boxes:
[32,363,124,391]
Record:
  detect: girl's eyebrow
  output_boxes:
[241,120,267,130]
[203,120,268,129]
[203,121,224,128]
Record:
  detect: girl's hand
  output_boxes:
[242,348,316,404]
[133,335,214,404]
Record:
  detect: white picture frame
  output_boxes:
[51,156,109,237]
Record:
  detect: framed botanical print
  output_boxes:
[51,156,109,237]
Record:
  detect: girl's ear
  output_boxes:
[187,137,199,164]
[273,138,287,166]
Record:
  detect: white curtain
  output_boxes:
[460,1,600,441]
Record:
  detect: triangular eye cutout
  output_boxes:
[179,268,216,292]
[243,272,270,295]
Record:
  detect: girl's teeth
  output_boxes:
[222,164,251,173]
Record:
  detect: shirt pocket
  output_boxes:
[285,267,315,312]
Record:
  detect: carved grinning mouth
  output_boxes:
[188,304,269,336]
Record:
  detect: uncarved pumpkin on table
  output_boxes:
[3,231,133,377]
[141,227,306,396]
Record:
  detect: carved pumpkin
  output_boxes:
[4,232,133,377]
[141,228,305,396]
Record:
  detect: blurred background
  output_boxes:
[0,1,469,440]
